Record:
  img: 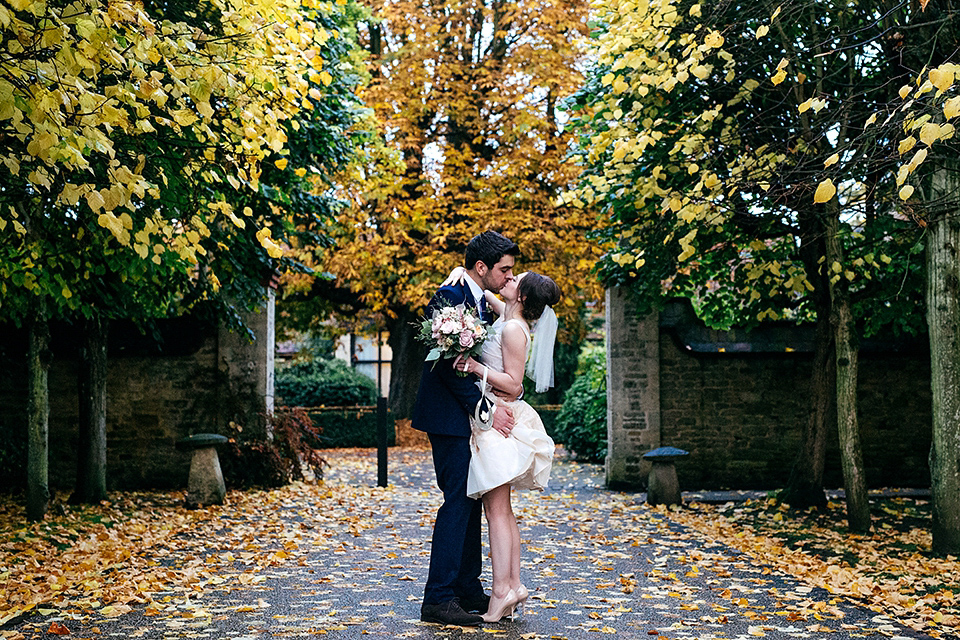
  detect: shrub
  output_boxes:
[220,407,326,488]
[308,407,396,448]
[553,344,607,463]
[275,358,378,407]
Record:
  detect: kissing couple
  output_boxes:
[411,231,562,626]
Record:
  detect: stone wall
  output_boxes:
[605,288,660,489]
[606,290,932,490]
[0,296,274,491]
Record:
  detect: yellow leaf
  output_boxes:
[318,71,333,86]
[898,136,917,155]
[944,96,960,120]
[929,66,955,92]
[899,85,912,99]
[86,191,105,212]
[813,179,836,204]
[173,110,197,127]
[274,158,288,170]
[771,69,787,86]
[798,99,813,113]
[823,153,839,167]
[704,31,724,48]
[908,147,928,171]
[899,185,915,201]
[756,25,769,39]
[896,165,909,186]
[919,122,942,145]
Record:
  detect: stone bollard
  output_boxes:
[176,434,229,508]
[643,446,689,506]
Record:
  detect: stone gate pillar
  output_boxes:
[216,288,276,439]
[605,287,661,489]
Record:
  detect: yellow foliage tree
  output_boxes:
[0,0,349,519]
[567,0,950,530]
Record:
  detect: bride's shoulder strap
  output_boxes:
[502,318,531,344]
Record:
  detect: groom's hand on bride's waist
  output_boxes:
[492,405,514,437]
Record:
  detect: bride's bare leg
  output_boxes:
[502,490,528,615]
[506,490,522,590]
[482,485,520,620]
[482,484,513,596]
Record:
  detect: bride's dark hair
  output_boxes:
[518,272,561,322]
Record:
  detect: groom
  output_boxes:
[413,231,519,626]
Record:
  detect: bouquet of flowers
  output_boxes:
[416,302,488,375]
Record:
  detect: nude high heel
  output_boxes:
[482,589,520,623]
[514,584,529,617]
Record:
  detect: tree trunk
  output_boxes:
[72,313,109,504]
[781,213,833,509]
[926,170,960,555]
[386,310,423,420]
[27,304,52,522]
[780,311,832,509]
[826,214,871,533]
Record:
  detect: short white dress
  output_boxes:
[466,318,555,499]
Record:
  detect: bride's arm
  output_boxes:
[439,267,505,318]
[456,323,527,399]
[483,290,505,317]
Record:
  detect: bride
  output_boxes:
[450,269,561,623]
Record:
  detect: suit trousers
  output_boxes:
[423,432,485,605]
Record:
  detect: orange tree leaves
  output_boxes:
[316,0,604,329]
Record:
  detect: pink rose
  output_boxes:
[440,319,458,334]
[459,330,475,349]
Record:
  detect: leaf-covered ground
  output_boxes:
[0,448,954,639]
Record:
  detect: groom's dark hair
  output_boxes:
[464,231,520,271]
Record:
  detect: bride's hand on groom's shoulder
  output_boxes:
[440,266,466,287]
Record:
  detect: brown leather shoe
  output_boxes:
[458,593,490,614]
[420,598,484,626]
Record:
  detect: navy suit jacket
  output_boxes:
[411,282,492,437]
